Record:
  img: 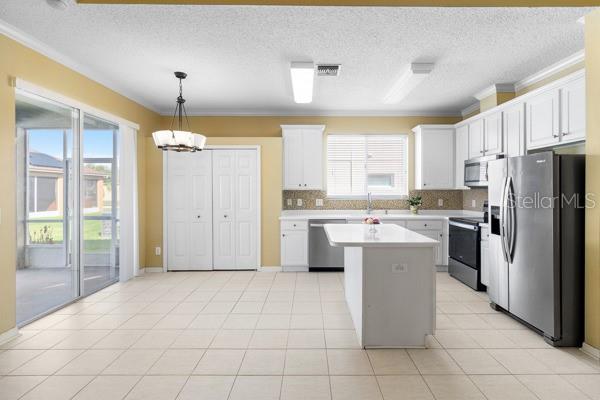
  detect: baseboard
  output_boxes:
[0,327,19,346]
[284,266,310,272]
[436,265,448,272]
[144,267,164,273]
[258,266,282,272]
[581,342,600,361]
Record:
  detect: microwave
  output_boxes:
[464,154,504,187]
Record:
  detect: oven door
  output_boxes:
[448,221,480,269]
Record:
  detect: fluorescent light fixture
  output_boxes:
[383,63,435,104]
[290,62,315,104]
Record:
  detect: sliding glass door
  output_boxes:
[16,91,121,325]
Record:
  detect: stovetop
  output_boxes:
[449,216,486,226]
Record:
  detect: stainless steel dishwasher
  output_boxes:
[309,219,345,271]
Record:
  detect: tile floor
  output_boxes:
[1,271,599,400]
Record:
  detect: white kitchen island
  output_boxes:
[324,223,438,348]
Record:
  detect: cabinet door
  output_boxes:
[484,112,503,155]
[560,75,586,143]
[281,231,308,266]
[467,119,484,159]
[212,150,236,269]
[503,103,525,157]
[526,88,560,149]
[302,129,323,190]
[420,129,454,189]
[455,124,469,189]
[414,230,443,265]
[283,130,303,189]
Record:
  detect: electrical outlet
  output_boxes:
[392,263,408,273]
[155,247,161,256]
[286,199,292,206]
[472,199,477,208]
[296,199,303,207]
[316,199,324,207]
[438,198,444,207]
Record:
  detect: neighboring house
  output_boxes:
[28,151,109,217]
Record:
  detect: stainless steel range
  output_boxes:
[448,216,486,291]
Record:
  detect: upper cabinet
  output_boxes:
[467,119,484,159]
[413,125,455,190]
[483,111,503,155]
[525,87,560,149]
[282,125,325,190]
[560,74,586,144]
[455,124,469,189]
[503,102,526,157]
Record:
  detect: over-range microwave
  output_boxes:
[464,154,504,187]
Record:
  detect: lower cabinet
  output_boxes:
[480,225,490,286]
[281,220,308,269]
[405,220,445,266]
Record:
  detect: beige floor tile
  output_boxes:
[407,349,463,375]
[434,330,481,349]
[376,375,434,400]
[327,350,373,375]
[177,376,235,400]
[470,375,538,400]
[285,349,328,375]
[108,303,148,315]
[84,314,133,330]
[262,302,293,314]
[48,315,101,330]
[185,290,217,302]
[212,291,243,302]
[92,330,145,349]
[148,349,205,375]
[466,330,516,348]
[210,330,252,349]
[169,302,205,315]
[131,330,181,349]
[256,314,291,329]
[119,314,163,330]
[463,302,498,314]
[10,349,82,375]
[13,331,73,350]
[228,376,282,400]
[239,349,285,375]
[321,302,350,314]
[446,314,493,330]
[320,292,345,302]
[188,314,227,329]
[223,314,259,330]
[281,376,331,400]
[487,349,553,374]
[231,302,264,314]
[57,349,123,375]
[325,330,360,349]
[527,348,600,374]
[290,314,324,329]
[330,375,382,400]
[201,302,236,314]
[367,349,419,375]
[153,314,196,330]
[53,330,111,349]
[292,302,323,314]
[0,331,42,350]
[323,314,354,330]
[20,314,69,330]
[138,302,176,315]
[267,291,294,302]
[437,302,472,314]
[447,349,509,374]
[124,375,187,400]
[170,330,216,349]
[480,314,526,330]
[287,330,325,349]
[563,374,600,400]
[0,350,44,375]
[239,291,268,302]
[501,330,553,348]
[193,349,245,375]
[516,374,589,400]
[423,375,485,400]
[0,376,46,400]
[248,330,289,349]
[102,349,164,375]
[293,291,321,302]
[72,376,141,400]
[20,375,94,400]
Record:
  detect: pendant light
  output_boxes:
[152,71,206,152]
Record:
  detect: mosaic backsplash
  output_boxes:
[462,188,489,211]
[283,190,465,210]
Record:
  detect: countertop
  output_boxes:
[324,224,439,248]
[280,209,483,221]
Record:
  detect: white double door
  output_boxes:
[167,149,258,271]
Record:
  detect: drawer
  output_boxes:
[281,220,308,231]
[406,220,443,231]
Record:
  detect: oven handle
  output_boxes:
[448,221,479,231]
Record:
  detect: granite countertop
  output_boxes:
[324,224,439,248]
[280,209,483,221]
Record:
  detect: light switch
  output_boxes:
[297,199,303,207]
[472,199,477,207]
[316,199,324,207]
[286,199,292,206]
[438,199,443,207]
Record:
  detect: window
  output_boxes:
[327,135,408,197]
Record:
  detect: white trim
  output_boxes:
[144,267,164,273]
[514,49,585,93]
[15,79,140,130]
[281,266,308,272]
[0,18,159,113]
[474,84,516,101]
[281,124,326,131]
[258,266,283,272]
[581,342,600,361]
[0,327,19,346]
[158,109,462,117]
[461,102,480,117]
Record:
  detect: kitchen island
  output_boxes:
[324,223,438,348]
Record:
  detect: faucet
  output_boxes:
[367,192,373,214]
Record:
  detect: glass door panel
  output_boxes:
[15,92,78,325]
[82,114,119,296]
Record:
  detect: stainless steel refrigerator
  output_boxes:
[487,151,585,347]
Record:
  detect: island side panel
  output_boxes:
[344,246,364,346]
[362,247,436,348]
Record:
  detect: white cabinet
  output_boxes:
[455,124,469,189]
[467,119,484,159]
[480,225,490,287]
[282,125,325,190]
[526,87,560,149]
[280,220,308,268]
[405,220,445,266]
[503,102,526,157]
[413,125,455,190]
[560,74,586,144]
[483,111,503,155]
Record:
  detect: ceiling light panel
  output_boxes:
[383,63,435,104]
[290,62,315,104]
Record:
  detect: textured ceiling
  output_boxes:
[0,2,592,115]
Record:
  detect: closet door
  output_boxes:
[189,151,213,270]
[234,150,258,269]
[213,150,237,268]
[167,152,191,269]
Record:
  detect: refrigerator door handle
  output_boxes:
[507,177,516,263]
[499,176,510,262]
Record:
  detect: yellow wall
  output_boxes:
[585,9,600,350]
[143,115,460,268]
[0,34,160,334]
[516,61,585,96]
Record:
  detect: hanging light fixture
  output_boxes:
[152,71,206,152]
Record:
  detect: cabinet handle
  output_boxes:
[304,184,307,187]
[224,215,228,218]
[423,183,427,187]
[553,133,560,138]
[282,234,286,237]
[197,215,201,219]
[298,184,301,187]
[480,150,484,154]
[293,224,297,227]
[424,224,428,227]
[563,131,569,136]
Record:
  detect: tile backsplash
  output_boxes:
[462,188,489,211]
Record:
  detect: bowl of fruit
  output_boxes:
[363,216,381,233]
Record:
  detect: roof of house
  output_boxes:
[29,151,63,169]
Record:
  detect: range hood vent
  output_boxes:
[317,64,341,77]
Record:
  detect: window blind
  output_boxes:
[327,135,408,197]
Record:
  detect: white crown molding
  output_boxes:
[474,83,516,101]
[159,108,462,118]
[0,18,160,114]
[461,102,480,117]
[514,49,585,93]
